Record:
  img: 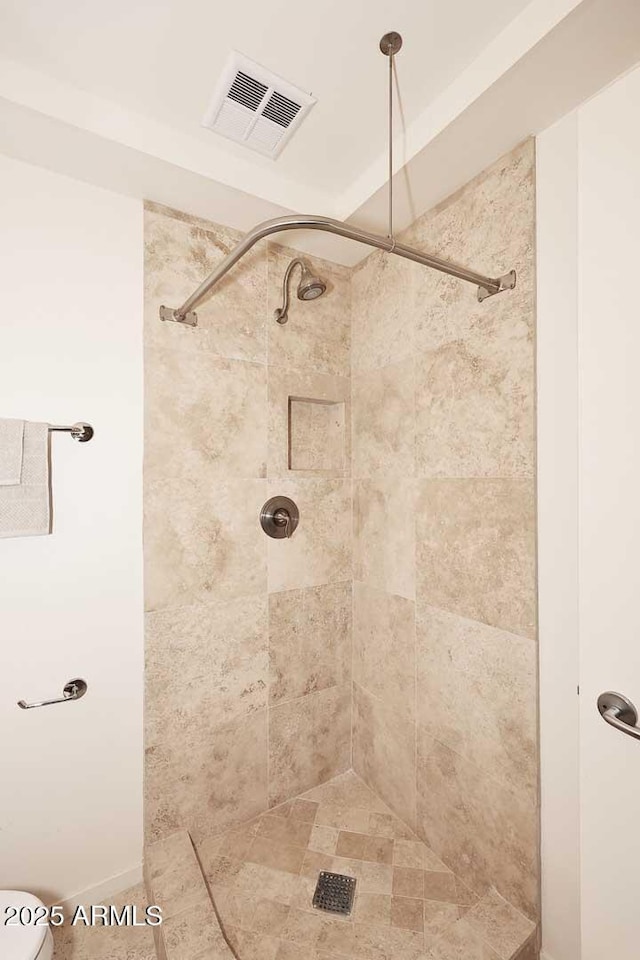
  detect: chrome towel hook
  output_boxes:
[18,678,88,710]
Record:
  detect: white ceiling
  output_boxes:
[0,0,532,194]
[1,0,639,265]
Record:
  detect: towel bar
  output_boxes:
[48,422,94,442]
[17,678,88,710]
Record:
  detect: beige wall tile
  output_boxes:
[353,479,416,600]
[268,366,350,479]
[267,479,351,593]
[409,230,534,367]
[146,342,267,482]
[416,479,536,638]
[405,146,535,493]
[416,737,538,919]
[268,244,351,377]
[351,251,416,373]
[350,146,537,933]
[145,204,267,363]
[144,477,267,612]
[352,358,416,479]
[353,583,416,724]
[417,604,537,802]
[146,708,269,843]
[405,141,535,355]
[146,595,268,731]
[268,684,351,805]
[144,205,353,867]
[352,682,417,831]
[414,323,534,479]
[269,582,351,704]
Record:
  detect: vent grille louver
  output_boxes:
[228,71,269,111]
[262,91,302,128]
[202,52,316,159]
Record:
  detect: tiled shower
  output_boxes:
[143,140,537,956]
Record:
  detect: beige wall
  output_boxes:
[144,204,352,843]
[351,140,538,919]
[0,156,144,904]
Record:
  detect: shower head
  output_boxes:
[297,265,327,302]
[275,258,327,323]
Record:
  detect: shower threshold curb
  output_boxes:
[144,829,232,960]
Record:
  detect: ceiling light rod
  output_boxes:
[380,31,402,242]
[159,36,516,329]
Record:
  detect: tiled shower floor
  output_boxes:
[196,772,535,960]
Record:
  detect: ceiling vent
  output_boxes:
[202,52,316,159]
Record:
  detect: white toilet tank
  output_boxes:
[0,891,54,960]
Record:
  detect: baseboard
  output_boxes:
[53,863,143,911]
[540,951,555,960]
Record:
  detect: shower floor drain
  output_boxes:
[312,871,357,915]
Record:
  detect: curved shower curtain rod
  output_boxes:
[158,213,517,327]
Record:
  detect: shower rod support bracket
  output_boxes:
[380,32,403,56]
[477,269,517,303]
[159,305,198,327]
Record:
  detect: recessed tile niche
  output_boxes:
[288,396,346,473]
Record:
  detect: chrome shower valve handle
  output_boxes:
[260,497,300,539]
[273,507,292,538]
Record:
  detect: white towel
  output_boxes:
[0,418,25,485]
[0,422,51,538]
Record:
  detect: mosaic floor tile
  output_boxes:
[191,772,529,960]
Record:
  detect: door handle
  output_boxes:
[597,691,640,740]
